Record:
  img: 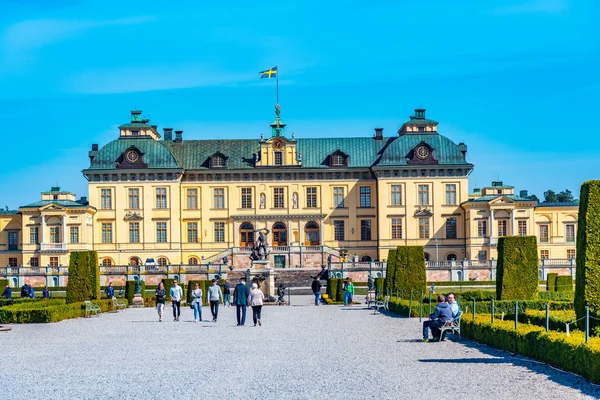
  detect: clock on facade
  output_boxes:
[125,150,139,163]
[272,139,284,150]
[416,145,430,160]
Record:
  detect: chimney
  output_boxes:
[92,144,98,151]
[458,142,467,157]
[174,130,183,143]
[520,190,528,198]
[89,144,98,162]
[374,128,383,141]
[151,124,158,131]
[163,128,173,141]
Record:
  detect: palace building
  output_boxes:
[0,107,579,279]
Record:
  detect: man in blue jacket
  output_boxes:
[105,282,115,299]
[422,294,453,342]
[2,284,11,300]
[233,279,250,326]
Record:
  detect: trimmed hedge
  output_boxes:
[88,250,100,300]
[375,277,384,297]
[394,246,426,295]
[0,299,123,323]
[66,252,92,303]
[497,236,539,300]
[327,278,339,302]
[575,180,600,328]
[555,275,573,292]
[513,309,577,332]
[538,291,574,301]
[384,248,397,296]
[461,315,600,383]
[336,278,344,302]
[546,273,558,292]
[428,281,495,287]
[0,279,7,295]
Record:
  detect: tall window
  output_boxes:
[334,187,345,208]
[187,189,198,209]
[213,188,225,209]
[156,222,167,243]
[156,188,167,209]
[446,217,457,239]
[49,257,59,267]
[566,224,575,242]
[419,218,430,239]
[567,249,575,259]
[50,227,60,243]
[30,257,39,267]
[361,220,372,241]
[101,189,112,209]
[8,232,18,250]
[445,184,457,205]
[274,151,283,166]
[418,185,429,206]
[214,222,225,242]
[391,218,403,239]
[497,220,507,237]
[8,258,17,267]
[306,187,317,208]
[391,185,402,206]
[360,187,371,207]
[187,222,198,243]
[102,258,113,267]
[273,188,285,208]
[129,222,140,243]
[241,188,253,209]
[334,220,345,241]
[539,224,549,243]
[477,220,487,237]
[518,220,527,236]
[128,188,139,209]
[540,250,549,259]
[102,223,113,244]
[30,227,39,244]
[70,227,79,244]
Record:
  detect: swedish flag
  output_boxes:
[259,66,277,79]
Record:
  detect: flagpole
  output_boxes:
[276,64,279,105]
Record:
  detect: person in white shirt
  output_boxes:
[207,279,223,322]
[170,280,183,321]
[447,292,460,319]
[248,283,265,327]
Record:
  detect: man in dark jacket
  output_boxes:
[21,283,30,298]
[422,294,453,342]
[311,277,322,306]
[105,282,115,299]
[2,284,12,300]
[233,279,250,326]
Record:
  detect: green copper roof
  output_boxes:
[87,138,180,170]
[465,195,536,203]
[0,209,18,215]
[297,138,385,168]
[536,201,579,208]
[377,135,470,166]
[20,200,92,209]
[163,140,260,170]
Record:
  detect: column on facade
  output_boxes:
[489,208,494,239]
[232,220,239,249]
[511,209,516,236]
[62,215,67,244]
[41,214,45,244]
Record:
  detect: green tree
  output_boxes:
[543,190,558,203]
[526,194,540,203]
[557,189,575,202]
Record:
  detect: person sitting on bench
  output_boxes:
[422,294,453,342]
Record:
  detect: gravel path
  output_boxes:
[1,295,599,399]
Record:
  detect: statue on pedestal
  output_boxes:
[249,228,271,261]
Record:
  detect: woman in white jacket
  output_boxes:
[248,283,265,327]
[191,283,203,322]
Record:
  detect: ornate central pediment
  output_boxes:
[124,211,143,221]
[414,207,433,217]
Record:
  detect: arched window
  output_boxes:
[158,257,168,266]
[52,277,59,287]
[424,252,430,261]
[12,278,18,287]
[102,258,114,267]
[304,222,319,246]
[188,257,199,265]
[129,257,140,266]
[330,151,348,167]
[446,254,457,261]
[240,222,254,247]
[272,222,287,246]
[457,271,463,281]
[211,153,227,168]
[361,255,372,262]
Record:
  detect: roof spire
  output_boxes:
[270,104,286,137]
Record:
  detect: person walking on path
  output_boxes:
[42,286,50,299]
[207,279,223,322]
[191,283,203,322]
[248,283,264,327]
[311,276,322,306]
[233,279,250,326]
[2,284,12,300]
[155,282,166,322]
[223,280,232,307]
[343,278,354,306]
[170,280,183,321]
[105,282,115,299]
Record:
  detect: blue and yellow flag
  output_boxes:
[259,66,277,79]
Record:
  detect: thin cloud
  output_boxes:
[1,16,155,67]
[491,0,568,15]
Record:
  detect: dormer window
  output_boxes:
[131,130,139,136]
[329,151,348,167]
[212,155,225,168]
[274,151,283,166]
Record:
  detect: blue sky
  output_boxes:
[0,0,598,208]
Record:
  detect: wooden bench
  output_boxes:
[439,311,462,341]
[84,300,101,317]
[112,296,127,310]
[375,296,389,312]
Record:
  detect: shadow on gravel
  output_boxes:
[419,357,511,364]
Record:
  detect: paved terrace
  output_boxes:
[1,296,598,399]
